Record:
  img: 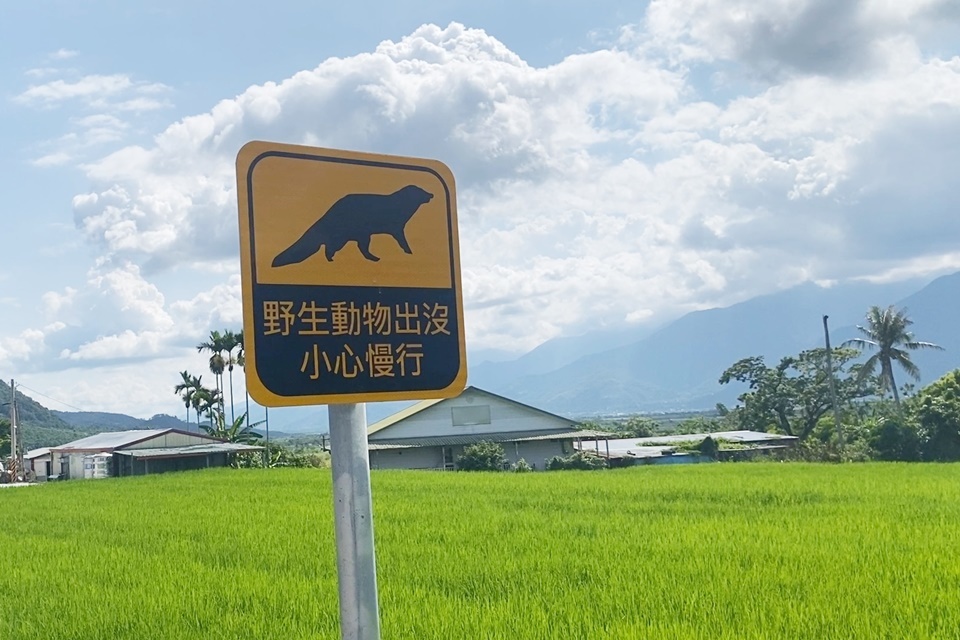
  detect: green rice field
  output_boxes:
[2,464,959,639]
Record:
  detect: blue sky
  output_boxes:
[2,0,959,419]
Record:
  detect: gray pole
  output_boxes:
[822,316,844,452]
[8,381,15,464]
[328,402,380,640]
[9,379,20,481]
[265,406,270,466]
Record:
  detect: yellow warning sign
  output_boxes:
[236,141,467,406]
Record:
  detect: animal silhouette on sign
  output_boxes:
[272,185,434,266]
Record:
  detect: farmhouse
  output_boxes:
[366,386,611,470]
[47,429,262,480]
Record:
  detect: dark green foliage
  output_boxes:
[615,416,658,438]
[232,444,329,469]
[697,435,719,459]
[910,369,960,461]
[456,441,506,471]
[676,416,725,434]
[868,416,921,461]
[18,425,97,450]
[0,418,9,457]
[719,347,869,440]
[545,451,607,470]
[54,411,190,431]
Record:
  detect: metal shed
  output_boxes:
[50,429,263,480]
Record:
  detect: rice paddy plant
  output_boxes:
[1,463,959,639]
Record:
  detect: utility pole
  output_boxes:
[822,317,845,453]
[8,379,21,481]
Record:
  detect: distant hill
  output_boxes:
[54,411,196,433]
[0,379,87,449]
[483,274,958,415]
[0,380,71,431]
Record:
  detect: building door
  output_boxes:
[442,446,455,471]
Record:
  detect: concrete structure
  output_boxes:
[49,429,262,480]
[577,430,799,465]
[366,386,611,470]
[24,447,58,481]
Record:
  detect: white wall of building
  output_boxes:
[123,432,221,449]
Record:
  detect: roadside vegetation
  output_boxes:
[2,464,959,638]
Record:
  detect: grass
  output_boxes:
[2,464,959,638]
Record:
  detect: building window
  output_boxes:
[451,405,491,426]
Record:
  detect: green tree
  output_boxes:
[236,330,251,429]
[221,329,241,425]
[617,416,658,438]
[909,369,960,461]
[173,370,201,425]
[456,441,506,471]
[0,417,10,457]
[719,347,868,440]
[866,414,921,461]
[201,411,264,445]
[843,305,943,410]
[197,331,227,417]
[193,385,221,428]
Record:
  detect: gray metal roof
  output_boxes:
[113,443,263,459]
[368,428,613,449]
[52,429,223,452]
[52,429,172,451]
[576,430,798,459]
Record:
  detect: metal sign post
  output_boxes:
[329,403,380,640]
[236,142,467,640]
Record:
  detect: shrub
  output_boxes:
[457,441,506,471]
[697,436,719,459]
[512,458,532,473]
[546,451,607,471]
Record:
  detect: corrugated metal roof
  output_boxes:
[368,428,612,448]
[25,448,51,459]
[51,429,224,452]
[113,443,263,459]
[576,440,675,458]
[52,429,173,451]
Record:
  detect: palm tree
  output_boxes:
[189,378,206,426]
[844,305,943,409]
[236,330,249,428]
[173,370,200,425]
[197,331,226,418]
[221,329,241,425]
[193,385,222,428]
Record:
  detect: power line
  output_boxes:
[13,383,86,412]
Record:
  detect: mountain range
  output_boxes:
[7,271,960,438]
[471,271,960,415]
